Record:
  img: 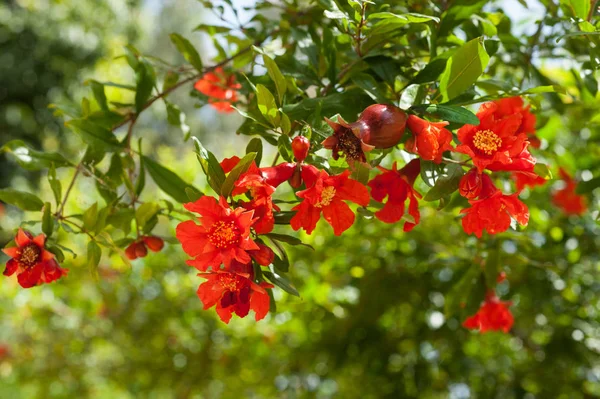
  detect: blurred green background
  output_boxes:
[1,0,600,398]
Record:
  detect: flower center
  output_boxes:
[337,130,364,160]
[473,130,502,155]
[19,244,41,268]
[315,186,336,208]
[209,220,240,249]
[218,273,242,291]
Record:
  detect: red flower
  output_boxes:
[405,115,453,164]
[493,97,538,148]
[455,102,531,172]
[194,67,241,113]
[512,171,546,192]
[2,229,68,288]
[459,168,483,199]
[176,196,259,271]
[197,270,273,324]
[233,162,276,203]
[368,159,422,232]
[552,168,588,215]
[463,294,514,333]
[322,116,374,164]
[290,169,370,236]
[220,156,241,173]
[460,175,529,238]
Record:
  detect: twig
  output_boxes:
[55,164,81,218]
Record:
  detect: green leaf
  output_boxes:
[135,142,146,196]
[66,119,122,151]
[424,164,464,201]
[522,85,566,95]
[263,268,300,297]
[143,155,199,203]
[2,140,72,171]
[185,187,203,202]
[277,135,293,162]
[533,163,553,180]
[135,60,156,114]
[565,0,591,19]
[83,203,99,232]
[245,138,263,167]
[193,24,231,34]
[48,165,62,207]
[0,188,44,211]
[256,84,280,125]
[136,202,160,230]
[169,33,204,72]
[410,104,479,125]
[46,245,65,263]
[42,202,54,237]
[438,37,490,102]
[166,102,191,140]
[265,233,314,250]
[221,152,257,198]
[352,73,389,103]
[163,71,180,92]
[192,137,226,194]
[262,54,287,104]
[89,80,109,111]
[87,241,102,281]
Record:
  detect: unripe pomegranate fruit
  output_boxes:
[322,104,407,163]
[291,136,310,162]
[143,236,165,252]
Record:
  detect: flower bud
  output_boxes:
[125,243,138,260]
[134,242,148,258]
[459,168,483,199]
[143,236,165,252]
[289,166,302,188]
[291,136,310,162]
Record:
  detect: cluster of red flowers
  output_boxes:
[193,67,240,113]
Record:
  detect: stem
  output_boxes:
[589,0,598,21]
[55,164,81,218]
[354,3,368,57]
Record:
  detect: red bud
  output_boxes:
[143,236,165,252]
[459,168,483,199]
[134,242,148,258]
[125,243,138,260]
[291,136,310,162]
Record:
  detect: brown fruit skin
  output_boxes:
[291,136,310,162]
[134,242,148,258]
[125,243,138,260]
[143,236,165,252]
[352,104,407,148]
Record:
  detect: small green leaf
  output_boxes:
[83,203,99,232]
[2,140,73,171]
[256,84,280,125]
[42,202,54,237]
[0,188,44,211]
[136,202,160,230]
[221,152,257,198]
[185,187,203,202]
[89,80,109,111]
[48,165,62,207]
[169,33,204,72]
[265,233,314,250]
[135,142,146,196]
[277,135,293,162]
[262,54,287,104]
[66,119,122,151]
[143,156,199,203]
[163,71,180,92]
[135,60,156,114]
[522,85,566,95]
[424,164,465,201]
[245,138,263,167]
[439,37,490,102]
[280,112,292,135]
[410,104,480,126]
[166,102,191,140]
[87,241,102,281]
[533,163,553,180]
[46,245,65,263]
[192,137,226,194]
[263,268,300,297]
[193,24,231,34]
